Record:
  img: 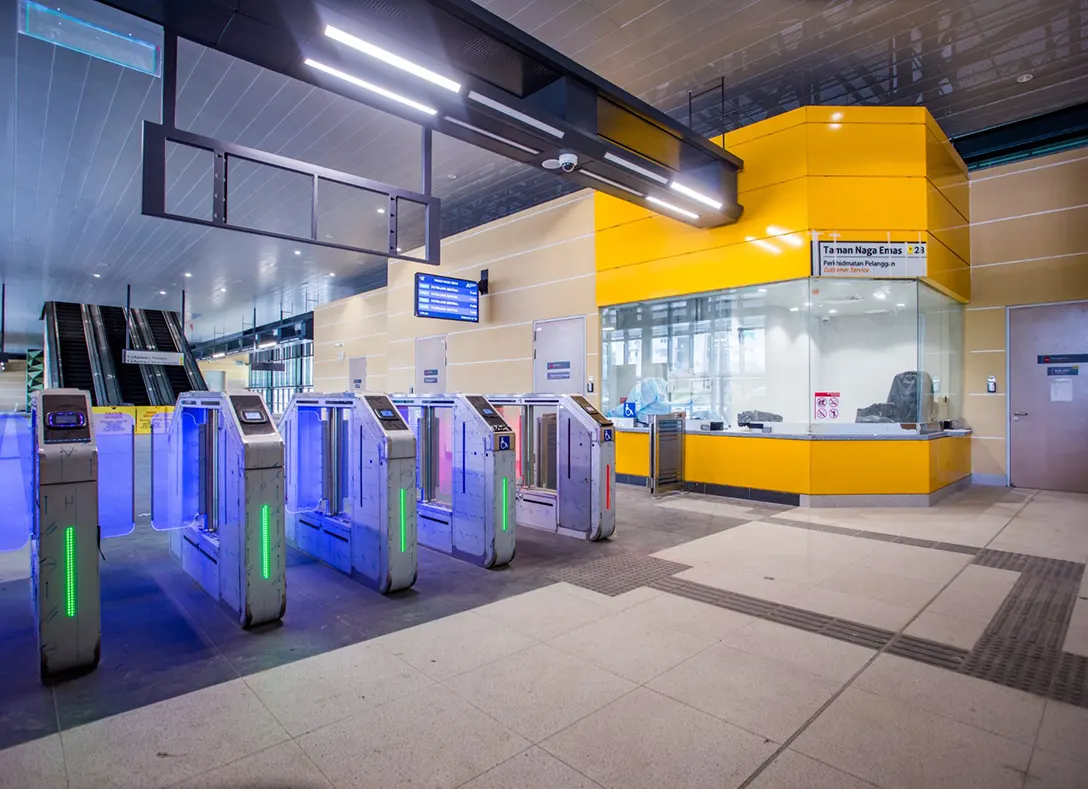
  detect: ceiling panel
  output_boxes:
[1,0,1084,352]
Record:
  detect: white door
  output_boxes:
[415,335,447,394]
[348,356,367,392]
[534,316,585,394]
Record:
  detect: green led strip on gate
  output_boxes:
[502,478,508,532]
[64,526,76,618]
[260,504,271,580]
[399,488,407,552]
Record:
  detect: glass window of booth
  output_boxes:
[601,279,964,433]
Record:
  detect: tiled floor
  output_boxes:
[2,483,1088,788]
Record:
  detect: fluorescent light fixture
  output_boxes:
[670,181,723,210]
[604,152,669,184]
[258,341,277,350]
[212,352,226,359]
[789,307,800,312]
[305,59,437,115]
[159,290,166,295]
[220,287,227,293]
[184,272,192,277]
[468,91,564,138]
[828,309,838,314]
[580,169,644,197]
[896,303,906,307]
[293,249,301,255]
[92,273,101,278]
[328,272,336,277]
[757,288,768,293]
[646,196,699,220]
[324,25,461,93]
[377,208,386,214]
[443,116,540,155]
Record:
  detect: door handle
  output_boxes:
[1013,412,1029,416]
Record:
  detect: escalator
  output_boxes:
[100,306,151,406]
[142,309,192,402]
[52,301,97,404]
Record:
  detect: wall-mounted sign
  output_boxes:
[812,241,927,277]
[423,376,438,384]
[250,361,286,372]
[814,391,841,420]
[547,371,572,380]
[124,349,183,366]
[1047,366,1080,376]
[547,361,571,370]
[1039,354,1088,364]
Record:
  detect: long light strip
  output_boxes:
[502,478,509,532]
[325,25,461,93]
[64,526,76,618]
[443,116,540,155]
[604,152,669,184]
[399,488,407,552]
[305,59,437,115]
[670,181,724,210]
[260,504,271,580]
[647,195,699,220]
[467,91,565,138]
[580,169,644,197]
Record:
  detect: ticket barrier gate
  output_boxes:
[488,395,616,542]
[279,392,417,593]
[0,390,135,681]
[390,394,515,568]
[151,392,285,628]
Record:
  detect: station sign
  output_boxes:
[124,349,183,366]
[812,241,926,277]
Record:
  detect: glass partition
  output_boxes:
[151,412,171,529]
[0,414,33,552]
[95,412,135,539]
[434,407,453,506]
[601,278,965,434]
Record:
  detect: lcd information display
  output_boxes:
[415,273,479,323]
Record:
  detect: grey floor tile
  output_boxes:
[799,587,916,631]
[0,734,67,789]
[648,644,843,741]
[62,679,290,789]
[297,685,528,789]
[550,582,663,611]
[549,610,715,684]
[623,591,755,641]
[541,687,777,789]
[444,643,635,742]
[721,619,875,683]
[171,740,331,788]
[472,585,614,641]
[374,610,537,681]
[793,687,1032,789]
[903,610,989,650]
[459,747,603,789]
[242,639,434,736]
[747,749,880,789]
[1024,748,1088,789]
[855,653,1045,744]
[1036,700,1088,763]
[817,565,943,609]
[926,565,1021,620]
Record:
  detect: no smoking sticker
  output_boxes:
[814,392,841,421]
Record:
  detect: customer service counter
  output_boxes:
[614,423,972,507]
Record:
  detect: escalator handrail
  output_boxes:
[43,302,63,389]
[127,308,171,406]
[89,305,123,405]
[81,304,108,407]
[165,311,207,391]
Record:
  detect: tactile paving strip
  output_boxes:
[887,635,970,670]
[649,576,899,652]
[550,554,691,597]
[767,517,981,556]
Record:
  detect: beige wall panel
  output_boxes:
[447,361,534,394]
[971,437,1007,477]
[963,394,1007,439]
[446,323,534,365]
[487,277,596,327]
[970,206,1088,267]
[965,351,1006,395]
[977,147,1088,180]
[971,253,1088,308]
[971,153,1088,224]
[964,308,1007,350]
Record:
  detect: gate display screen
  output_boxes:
[415,274,479,323]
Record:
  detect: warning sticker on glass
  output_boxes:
[814,392,841,420]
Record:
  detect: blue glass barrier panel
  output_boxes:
[0,414,34,551]
[151,412,173,530]
[95,412,135,538]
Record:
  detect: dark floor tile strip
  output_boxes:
[767,517,982,556]
[887,635,969,669]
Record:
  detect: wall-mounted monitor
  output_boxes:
[415,273,480,323]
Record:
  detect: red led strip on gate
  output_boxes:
[606,465,611,510]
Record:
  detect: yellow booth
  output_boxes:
[596,106,972,506]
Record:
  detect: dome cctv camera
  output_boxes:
[558,153,578,172]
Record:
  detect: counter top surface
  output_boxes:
[615,426,972,441]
